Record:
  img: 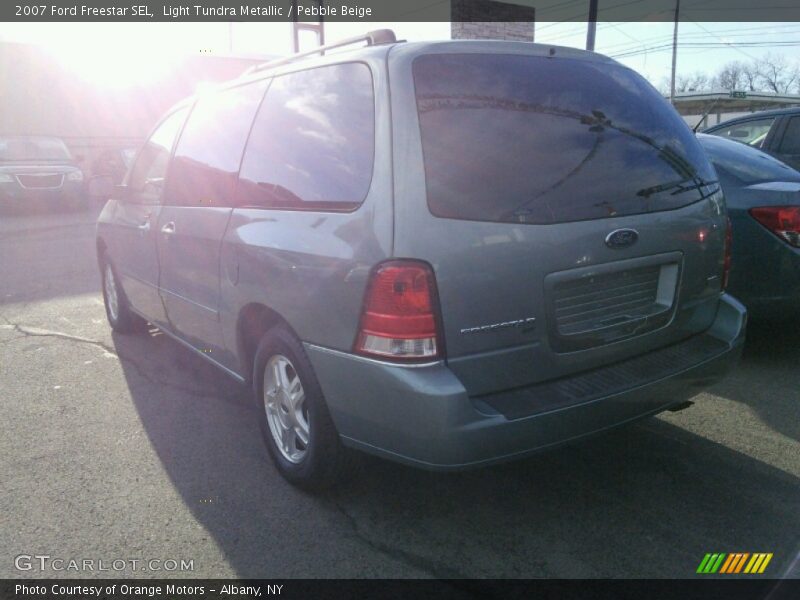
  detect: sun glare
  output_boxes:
[34,24,206,88]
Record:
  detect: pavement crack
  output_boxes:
[4,320,118,355]
[327,495,470,580]
[0,313,243,405]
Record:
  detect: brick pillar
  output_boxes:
[451,0,536,42]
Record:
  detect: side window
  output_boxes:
[165,81,267,208]
[712,117,775,148]
[237,62,375,211]
[777,116,800,154]
[127,108,187,204]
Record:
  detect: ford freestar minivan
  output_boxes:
[97,31,746,488]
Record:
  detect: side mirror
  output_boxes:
[87,175,115,200]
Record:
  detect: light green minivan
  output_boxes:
[97,31,746,488]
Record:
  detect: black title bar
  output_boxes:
[3,0,800,22]
[3,579,800,600]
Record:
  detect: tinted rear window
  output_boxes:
[413,53,716,225]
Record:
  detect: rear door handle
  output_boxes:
[137,220,150,233]
[161,222,176,235]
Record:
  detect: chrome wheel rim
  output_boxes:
[104,264,119,322]
[263,354,309,464]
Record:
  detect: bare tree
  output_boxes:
[756,53,800,94]
[715,61,746,91]
[675,71,712,93]
[741,62,760,92]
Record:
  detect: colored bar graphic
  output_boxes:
[698,553,727,573]
[720,553,738,574]
[745,554,761,573]
[719,554,736,573]
[758,554,773,573]
[700,552,774,574]
[734,553,750,573]
[697,554,713,573]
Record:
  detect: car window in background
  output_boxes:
[0,137,72,162]
[165,81,267,208]
[776,116,800,154]
[413,53,716,225]
[127,108,188,202]
[709,117,775,148]
[236,62,375,211]
[698,133,800,185]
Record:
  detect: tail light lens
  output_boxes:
[750,206,800,248]
[722,217,733,291]
[355,260,442,361]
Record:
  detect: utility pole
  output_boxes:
[586,0,598,51]
[669,0,680,105]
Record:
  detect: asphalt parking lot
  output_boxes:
[1,208,798,579]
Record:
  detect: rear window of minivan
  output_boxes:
[413,53,716,225]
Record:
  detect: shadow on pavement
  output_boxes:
[112,328,800,579]
[708,317,800,444]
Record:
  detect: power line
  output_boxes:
[610,40,800,59]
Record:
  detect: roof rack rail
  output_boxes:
[245,29,397,75]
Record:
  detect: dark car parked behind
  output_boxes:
[703,107,800,171]
[698,133,800,319]
[0,136,85,213]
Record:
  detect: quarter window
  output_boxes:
[165,81,267,208]
[236,63,375,211]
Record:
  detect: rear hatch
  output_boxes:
[391,46,727,396]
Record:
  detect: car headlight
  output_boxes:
[0,174,14,183]
[66,170,84,182]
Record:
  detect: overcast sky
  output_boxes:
[2,21,799,89]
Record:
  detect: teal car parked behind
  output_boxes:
[697,133,800,320]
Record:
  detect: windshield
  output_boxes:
[413,53,717,225]
[697,133,800,185]
[0,137,72,162]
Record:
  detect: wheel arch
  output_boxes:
[96,236,108,266]
[236,302,297,385]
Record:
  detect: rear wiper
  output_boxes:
[636,178,717,198]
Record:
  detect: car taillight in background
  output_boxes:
[750,206,800,248]
[355,260,442,362]
[722,217,733,291]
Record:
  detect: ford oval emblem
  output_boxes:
[605,228,639,249]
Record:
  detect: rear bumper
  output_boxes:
[306,294,746,470]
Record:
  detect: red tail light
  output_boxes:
[355,260,442,361]
[722,217,733,291]
[750,206,800,248]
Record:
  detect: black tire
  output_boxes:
[100,256,147,334]
[253,325,353,490]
